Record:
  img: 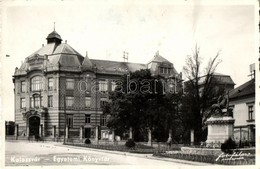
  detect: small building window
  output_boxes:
[31,76,42,91]
[20,98,25,108]
[48,95,53,107]
[85,97,91,108]
[66,79,74,90]
[248,105,254,120]
[48,78,54,90]
[21,81,26,93]
[66,96,74,108]
[67,114,74,128]
[99,80,108,92]
[85,114,91,124]
[111,81,117,91]
[100,98,108,108]
[100,115,107,126]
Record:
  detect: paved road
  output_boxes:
[5,141,208,166]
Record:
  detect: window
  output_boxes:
[21,81,26,93]
[48,78,53,90]
[111,81,117,91]
[48,95,53,107]
[248,106,254,120]
[99,80,108,92]
[67,114,74,128]
[100,98,108,108]
[20,98,25,108]
[85,114,91,123]
[30,96,42,108]
[100,115,107,126]
[34,97,41,108]
[31,76,42,91]
[85,97,91,108]
[66,96,74,107]
[66,79,74,90]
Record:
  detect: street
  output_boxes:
[5,140,207,166]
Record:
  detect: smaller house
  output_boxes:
[229,75,255,146]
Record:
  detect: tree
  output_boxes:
[182,45,223,144]
[106,69,181,142]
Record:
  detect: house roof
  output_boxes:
[229,78,255,100]
[148,53,171,64]
[197,73,235,86]
[90,59,146,74]
[19,42,89,70]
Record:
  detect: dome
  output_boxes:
[46,31,62,44]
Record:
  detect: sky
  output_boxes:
[1,0,258,121]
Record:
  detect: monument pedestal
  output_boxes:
[206,116,234,147]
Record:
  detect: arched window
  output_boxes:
[31,76,42,91]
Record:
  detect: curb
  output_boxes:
[57,144,213,166]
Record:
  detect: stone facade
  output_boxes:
[13,30,181,140]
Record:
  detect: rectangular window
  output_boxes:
[85,97,91,108]
[34,97,40,108]
[20,98,25,108]
[31,76,42,91]
[160,67,163,74]
[66,96,74,107]
[66,79,74,90]
[248,106,254,120]
[48,78,54,90]
[85,114,91,123]
[67,114,74,128]
[111,81,117,91]
[48,95,53,107]
[100,115,107,126]
[99,80,108,92]
[21,81,26,93]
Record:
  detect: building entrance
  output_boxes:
[29,116,40,136]
[85,128,91,138]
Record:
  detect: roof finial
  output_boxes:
[54,22,55,31]
[156,50,159,56]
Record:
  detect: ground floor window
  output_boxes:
[100,115,107,126]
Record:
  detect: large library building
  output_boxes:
[13,30,182,141]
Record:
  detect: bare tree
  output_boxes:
[182,45,222,144]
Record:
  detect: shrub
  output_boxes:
[125,139,136,148]
[85,138,91,144]
[221,137,237,154]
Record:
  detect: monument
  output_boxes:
[205,93,235,148]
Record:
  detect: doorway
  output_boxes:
[29,116,40,136]
[85,128,91,138]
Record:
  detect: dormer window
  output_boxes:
[160,67,171,74]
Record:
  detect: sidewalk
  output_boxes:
[57,143,214,166]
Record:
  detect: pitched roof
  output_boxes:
[20,43,89,69]
[90,59,146,74]
[229,78,255,100]
[197,73,235,86]
[148,54,171,64]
